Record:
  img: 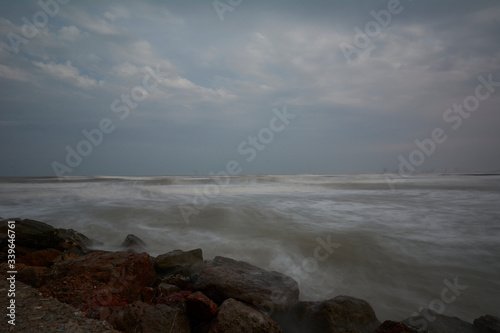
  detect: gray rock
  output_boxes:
[403,309,474,333]
[374,320,419,333]
[193,256,299,313]
[120,234,148,252]
[157,283,181,297]
[208,298,282,333]
[474,315,500,333]
[0,218,93,251]
[155,248,203,273]
[274,295,380,333]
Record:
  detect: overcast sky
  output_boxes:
[1,0,499,177]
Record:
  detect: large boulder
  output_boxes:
[402,309,474,333]
[0,218,93,252]
[155,248,203,274]
[193,256,299,313]
[208,298,282,333]
[275,295,380,333]
[42,251,157,314]
[107,301,191,333]
[17,248,62,267]
[187,291,219,324]
[474,315,500,333]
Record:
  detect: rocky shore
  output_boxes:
[1,218,499,333]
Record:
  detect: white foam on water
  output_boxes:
[1,174,499,322]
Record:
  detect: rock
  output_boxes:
[16,265,50,288]
[194,256,299,313]
[141,287,156,303]
[53,249,86,263]
[403,309,474,333]
[17,248,62,267]
[374,320,419,333]
[107,301,191,333]
[120,234,148,252]
[474,315,500,333]
[155,248,203,274]
[275,295,380,333]
[208,298,282,333]
[0,218,93,252]
[157,283,181,297]
[155,290,192,311]
[187,291,219,323]
[43,251,157,313]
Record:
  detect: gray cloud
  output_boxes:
[1,0,499,176]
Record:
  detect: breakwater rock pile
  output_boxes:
[1,218,499,333]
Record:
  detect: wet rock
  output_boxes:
[187,291,219,323]
[17,248,62,267]
[402,309,474,333]
[108,301,191,333]
[155,248,203,274]
[474,315,500,333]
[120,234,148,253]
[194,256,299,313]
[16,265,50,288]
[155,290,192,311]
[275,295,380,333]
[157,283,181,297]
[43,251,157,313]
[141,287,156,303]
[374,320,419,333]
[0,218,93,252]
[208,298,282,333]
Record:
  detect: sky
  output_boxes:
[0,0,499,177]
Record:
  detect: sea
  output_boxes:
[1,173,499,322]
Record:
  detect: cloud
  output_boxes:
[58,25,87,41]
[0,0,499,176]
[0,64,29,82]
[59,6,121,36]
[33,60,102,89]
[104,6,130,21]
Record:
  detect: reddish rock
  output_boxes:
[107,301,191,333]
[187,291,219,323]
[41,251,157,314]
[155,290,192,311]
[375,320,419,333]
[17,248,62,267]
[208,298,282,333]
[141,287,156,303]
[161,273,191,289]
[16,265,50,288]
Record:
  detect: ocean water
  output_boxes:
[1,174,499,322]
